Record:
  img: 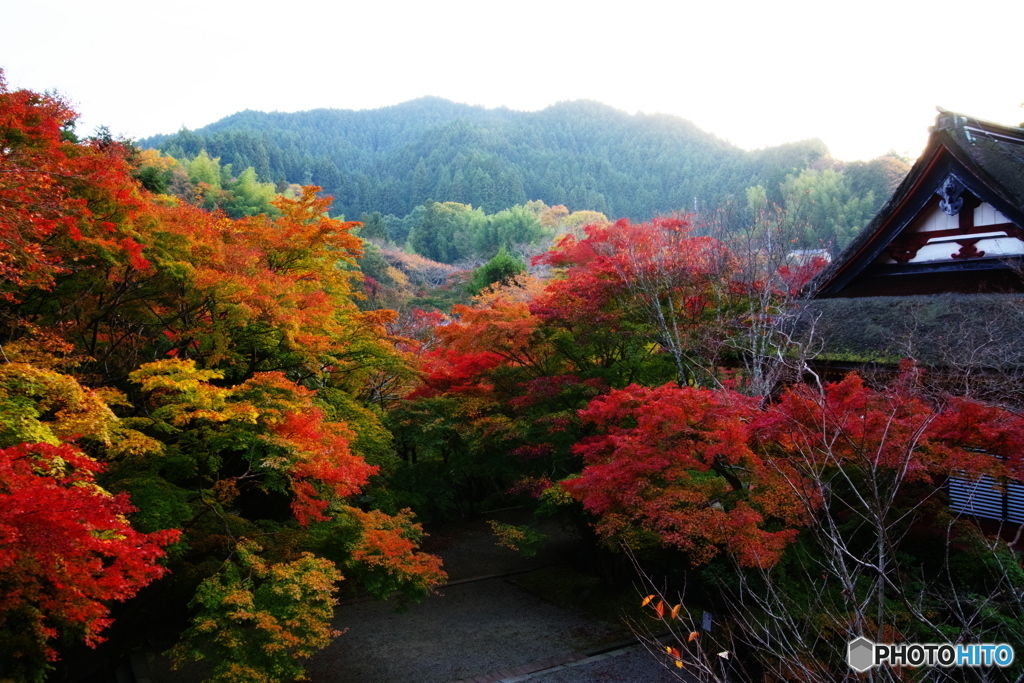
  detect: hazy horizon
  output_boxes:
[3,0,1021,162]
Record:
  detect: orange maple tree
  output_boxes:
[0,70,147,301]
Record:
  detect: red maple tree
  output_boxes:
[0,442,179,672]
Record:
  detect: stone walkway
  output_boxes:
[139,511,685,683]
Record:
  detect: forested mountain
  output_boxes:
[140,98,839,221]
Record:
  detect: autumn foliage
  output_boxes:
[534,217,741,386]
[564,383,804,568]
[559,366,1024,567]
[170,539,342,683]
[5,67,1022,683]
[0,72,147,299]
[0,71,445,681]
[389,206,1024,679]
[389,214,806,521]
[128,360,378,526]
[0,442,178,675]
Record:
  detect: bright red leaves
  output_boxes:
[564,383,802,568]
[0,442,179,661]
[565,372,1024,568]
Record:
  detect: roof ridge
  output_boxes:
[934,108,1024,145]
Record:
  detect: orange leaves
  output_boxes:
[135,182,385,374]
[442,295,544,368]
[347,507,447,589]
[405,286,549,406]
[131,359,378,526]
[0,73,148,300]
[232,374,377,525]
[641,595,683,623]
[268,409,373,526]
[268,186,363,268]
[38,168,404,392]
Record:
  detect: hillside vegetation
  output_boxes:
[141,98,908,250]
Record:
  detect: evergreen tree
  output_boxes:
[467,245,526,295]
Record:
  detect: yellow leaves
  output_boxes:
[173,538,344,681]
[130,359,261,428]
[137,148,178,174]
[0,329,81,370]
[221,588,256,609]
[665,646,683,668]
[0,362,119,448]
[538,480,576,508]
[488,520,529,551]
[130,358,225,389]
[385,265,409,288]
[106,426,163,459]
[487,521,547,558]
[641,594,656,607]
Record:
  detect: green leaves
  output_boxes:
[468,245,526,295]
[170,539,342,683]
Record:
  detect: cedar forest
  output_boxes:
[2,70,1023,683]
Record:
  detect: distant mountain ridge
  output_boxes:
[141,97,831,220]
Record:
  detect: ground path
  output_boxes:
[140,510,684,683]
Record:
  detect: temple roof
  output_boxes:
[812,111,1024,298]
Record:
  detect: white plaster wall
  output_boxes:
[874,202,1019,264]
[975,203,1010,227]
[911,204,959,233]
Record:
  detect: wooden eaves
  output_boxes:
[811,110,1024,299]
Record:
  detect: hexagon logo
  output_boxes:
[848,637,875,672]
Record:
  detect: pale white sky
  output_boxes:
[3,0,1020,161]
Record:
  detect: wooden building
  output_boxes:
[812,110,1024,526]
[814,110,1024,298]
